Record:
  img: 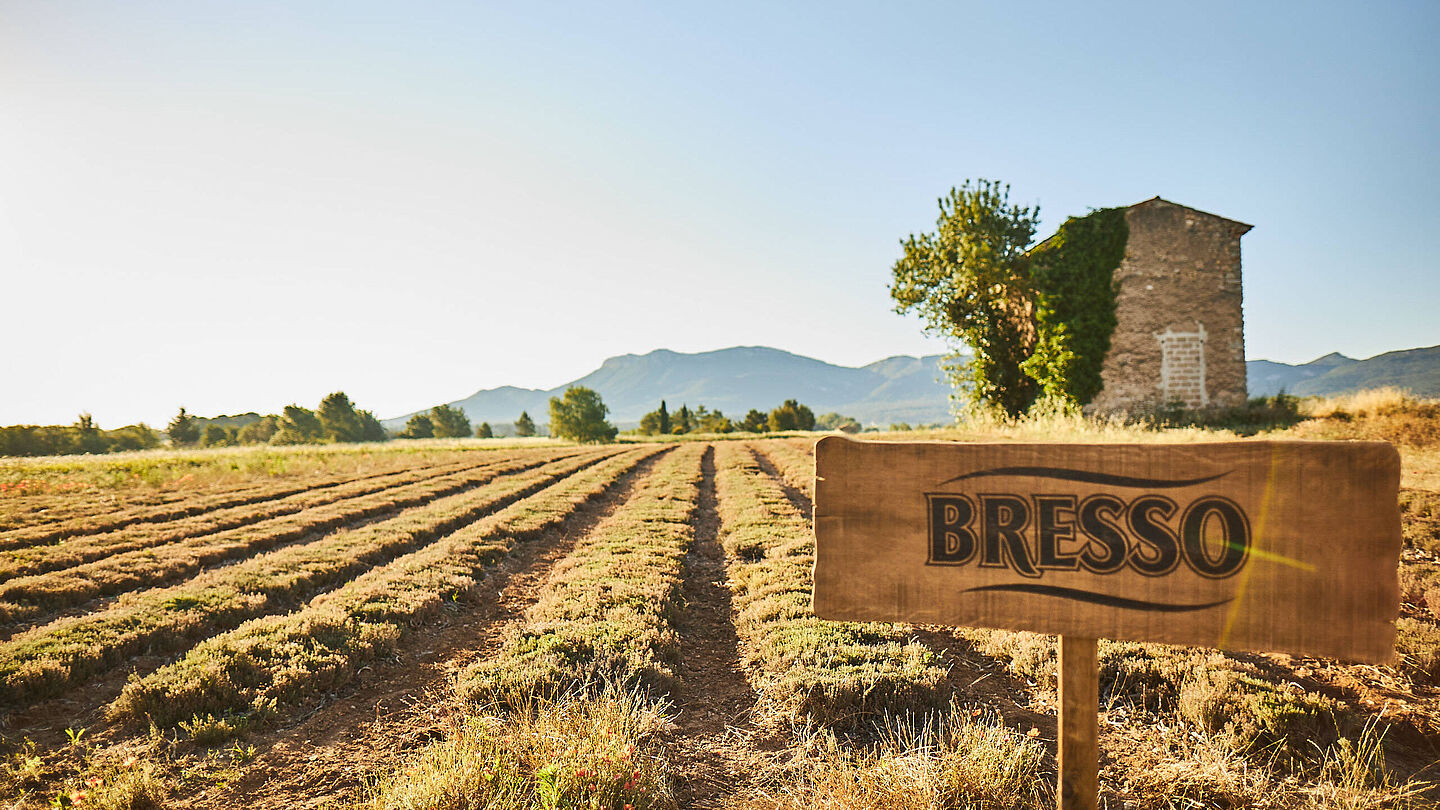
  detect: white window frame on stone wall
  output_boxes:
[1156,323,1208,408]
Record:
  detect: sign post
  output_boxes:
[1058,636,1097,810]
[812,437,1402,807]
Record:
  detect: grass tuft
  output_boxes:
[357,683,676,810]
[726,704,1049,810]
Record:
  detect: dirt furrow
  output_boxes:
[749,444,812,518]
[173,450,670,810]
[663,445,791,809]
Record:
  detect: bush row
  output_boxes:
[751,438,815,500]
[712,442,947,727]
[457,443,705,704]
[0,449,624,707]
[0,453,492,551]
[0,449,574,582]
[111,446,667,729]
[0,450,588,627]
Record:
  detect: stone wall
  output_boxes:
[1088,198,1249,412]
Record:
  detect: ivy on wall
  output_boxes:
[1022,207,1129,405]
[890,183,1129,417]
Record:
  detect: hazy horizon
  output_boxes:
[3,2,1436,427]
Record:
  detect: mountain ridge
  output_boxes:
[382,346,958,429]
[1246,345,1440,398]
[386,343,1440,431]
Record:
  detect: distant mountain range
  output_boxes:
[383,347,959,430]
[1246,345,1440,398]
[386,343,1440,431]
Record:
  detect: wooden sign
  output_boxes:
[813,436,1402,663]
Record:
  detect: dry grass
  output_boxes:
[1301,388,1432,419]
[0,439,556,495]
[1394,618,1440,683]
[1401,490,1440,554]
[357,684,676,810]
[725,705,1050,810]
[875,404,1243,445]
[1289,388,1440,449]
[1121,718,1431,809]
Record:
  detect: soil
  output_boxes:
[662,447,792,809]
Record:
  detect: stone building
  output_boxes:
[1086,197,1251,412]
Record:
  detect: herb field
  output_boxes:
[2,428,1439,809]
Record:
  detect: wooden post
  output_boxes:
[1058,635,1098,810]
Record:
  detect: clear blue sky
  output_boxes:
[2,1,1435,427]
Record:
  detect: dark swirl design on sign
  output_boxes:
[938,466,1231,489]
[962,584,1233,613]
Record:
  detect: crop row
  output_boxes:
[0,453,491,550]
[712,442,947,726]
[0,449,574,582]
[752,438,815,500]
[111,446,669,729]
[0,449,625,707]
[457,443,705,704]
[355,446,703,810]
[0,452,583,628]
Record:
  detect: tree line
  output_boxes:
[398,405,533,440]
[166,392,387,447]
[0,392,392,457]
[0,415,162,458]
[0,387,855,458]
[634,398,827,435]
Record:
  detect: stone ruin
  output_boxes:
[1086,197,1251,412]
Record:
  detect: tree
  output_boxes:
[696,407,733,433]
[317,392,365,443]
[399,413,434,439]
[815,412,852,430]
[740,409,768,433]
[168,407,199,447]
[75,413,107,454]
[638,400,677,436]
[429,404,472,439]
[272,405,324,444]
[816,412,861,432]
[514,411,536,438]
[358,410,388,442]
[768,399,815,432]
[202,424,232,447]
[109,423,159,451]
[475,422,493,439]
[671,405,692,434]
[890,179,1042,417]
[237,416,279,445]
[548,386,617,444]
